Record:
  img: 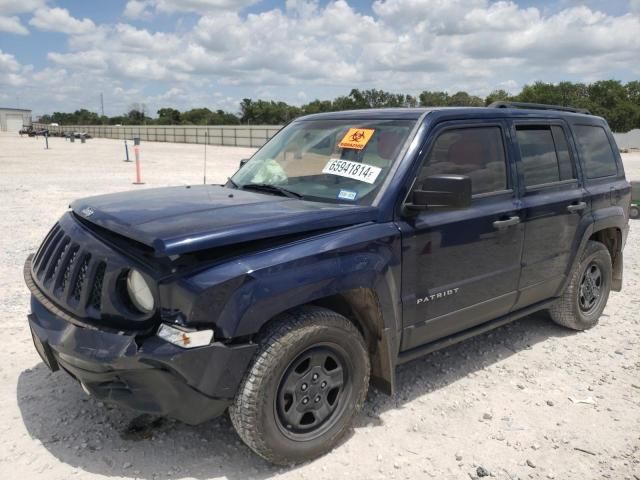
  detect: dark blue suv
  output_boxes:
[25,103,631,464]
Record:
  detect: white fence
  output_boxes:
[613,129,640,150]
[33,123,640,150]
[32,123,283,148]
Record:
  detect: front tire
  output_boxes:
[630,205,639,220]
[229,306,370,465]
[549,240,612,331]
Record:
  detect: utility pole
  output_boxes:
[100,93,104,117]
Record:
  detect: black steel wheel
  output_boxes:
[549,240,612,331]
[578,263,604,313]
[229,306,370,465]
[275,344,352,440]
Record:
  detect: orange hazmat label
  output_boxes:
[338,128,375,150]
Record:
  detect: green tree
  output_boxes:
[419,91,450,107]
[448,91,483,107]
[485,89,511,106]
[157,107,181,124]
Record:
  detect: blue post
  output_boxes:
[124,140,131,162]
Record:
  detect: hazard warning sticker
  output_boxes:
[338,128,375,150]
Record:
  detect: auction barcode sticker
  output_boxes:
[322,159,382,184]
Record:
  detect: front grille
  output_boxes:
[32,222,107,314]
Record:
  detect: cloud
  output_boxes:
[29,7,95,35]
[0,0,47,15]
[0,49,21,72]
[123,0,259,18]
[123,0,153,20]
[0,49,32,87]
[0,15,28,34]
[6,0,640,116]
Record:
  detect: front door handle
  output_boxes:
[567,201,587,213]
[493,216,520,229]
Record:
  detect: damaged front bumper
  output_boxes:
[27,296,257,424]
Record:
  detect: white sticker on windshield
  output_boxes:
[322,159,382,184]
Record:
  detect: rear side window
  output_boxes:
[516,125,576,187]
[552,126,576,181]
[418,127,507,195]
[573,125,618,178]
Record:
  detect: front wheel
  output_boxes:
[229,306,370,465]
[549,240,612,331]
[630,205,639,220]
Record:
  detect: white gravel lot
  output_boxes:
[0,133,638,480]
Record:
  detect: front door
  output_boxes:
[399,121,524,351]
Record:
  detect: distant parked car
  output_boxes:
[19,126,33,136]
[29,128,49,137]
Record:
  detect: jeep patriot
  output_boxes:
[25,102,631,464]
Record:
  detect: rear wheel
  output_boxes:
[549,240,612,331]
[229,306,370,465]
[630,205,639,220]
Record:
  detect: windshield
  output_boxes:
[230,118,417,205]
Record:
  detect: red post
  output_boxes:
[133,145,144,184]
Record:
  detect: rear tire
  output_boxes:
[549,240,612,331]
[630,206,639,220]
[229,306,370,465]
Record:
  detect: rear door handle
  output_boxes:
[493,216,520,229]
[567,201,587,213]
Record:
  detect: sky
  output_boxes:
[0,0,639,118]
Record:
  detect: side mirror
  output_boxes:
[239,158,250,169]
[406,175,472,212]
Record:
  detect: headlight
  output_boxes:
[126,269,154,313]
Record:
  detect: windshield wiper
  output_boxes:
[240,183,304,199]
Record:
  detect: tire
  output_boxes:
[549,240,612,331]
[229,306,370,465]
[630,206,640,220]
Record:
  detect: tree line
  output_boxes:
[38,80,640,132]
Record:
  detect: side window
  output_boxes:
[551,126,576,181]
[516,125,577,187]
[418,127,507,195]
[573,125,618,179]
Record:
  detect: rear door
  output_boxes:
[511,120,589,308]
[399,120,524,350]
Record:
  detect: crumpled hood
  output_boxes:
[70,185,378,256]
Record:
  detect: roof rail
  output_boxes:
[488,101,591,115]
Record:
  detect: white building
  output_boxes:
[0,107,32,132]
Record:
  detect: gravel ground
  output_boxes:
[1,133,638,480]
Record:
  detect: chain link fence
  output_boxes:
[32,123,283,148]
